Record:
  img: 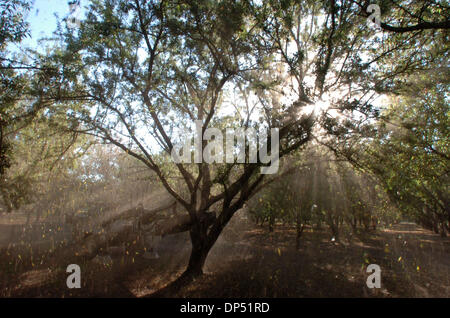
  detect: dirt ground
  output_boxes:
[175,222,449,298]
[1,212,449,298]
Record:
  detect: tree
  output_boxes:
[40,0,314,293]
[35,0,447,293]
[1,0,32,178]
[0,0,88,212]
[249,154,317,248]
[317,0,449,235]
[367,72,448,236]
[319,11,449,236]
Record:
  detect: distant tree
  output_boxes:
[369,74,448,236]
[323,50,449,236]
[319,0,449,236]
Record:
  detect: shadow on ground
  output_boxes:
[1,213,449,298]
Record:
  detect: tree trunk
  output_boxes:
[185,228,210,277]
[295,223,304,250]
[351,217,357,231]
[371,217,377,230]
[148,232,211,297]
[433,223,440,234]
[268,215,274,232]
[25,211,32,227]
[330,220,339,241]
[439,222,447,238]
[149,212,217,297]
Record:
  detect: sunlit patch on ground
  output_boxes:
[18,269,54,288]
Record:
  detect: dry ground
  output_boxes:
[1,211,449,298]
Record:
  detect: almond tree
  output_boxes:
[41,0,313,293]
[39,0,446,293]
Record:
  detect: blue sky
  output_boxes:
[20,0,84,49]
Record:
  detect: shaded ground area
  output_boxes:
[1,211,449,297]
[173,222,449,297]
